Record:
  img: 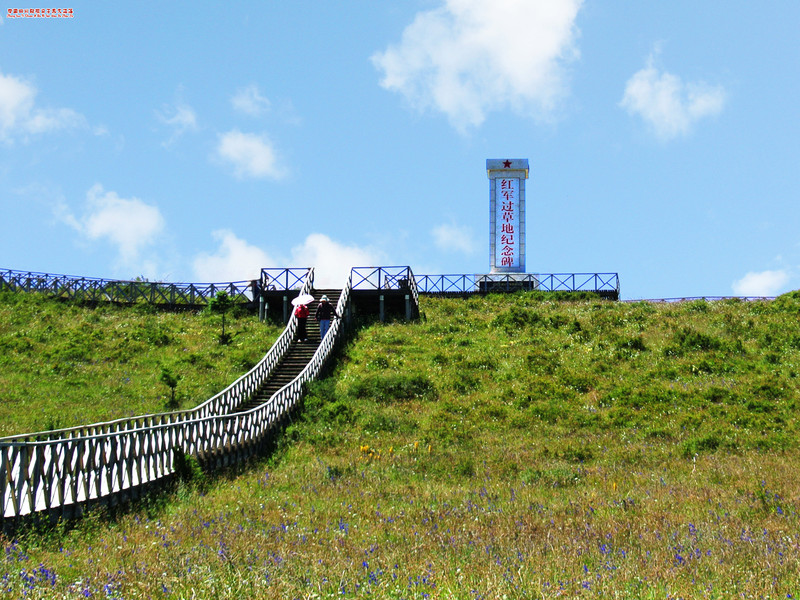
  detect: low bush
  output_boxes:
[347,372,437,403]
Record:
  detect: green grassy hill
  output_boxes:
[2,292,800,598]
[0,292,282,436]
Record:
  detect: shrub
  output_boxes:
[361,413,402,433]
[703,386,736,404]
[530,398,569,424]
[525,347,559,374]
[303,379,339,417]
[521,466,584,487]
[172,448,207,492]
[560,371,594,393]
[160,366,181,410]
[322,400,356,425]
[452,372,482,393]
[664,327,721,356]
[348,373,437,403]
[682,432,722,457]
[455,457,476,478]
[366,356,390,370]
[491,308,542,334]
[615,335,647,359]
[675,327,721,351]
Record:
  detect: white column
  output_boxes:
[487,159,529,273]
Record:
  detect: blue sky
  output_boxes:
[1,1,799,299]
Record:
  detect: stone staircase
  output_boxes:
[232,289,342,413]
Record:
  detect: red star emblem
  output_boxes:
[502,160,512,168]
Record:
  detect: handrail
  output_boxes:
[0,268,259,306]
[414,274,475,294]
[250,268,354,420]
[405,267,420,316]
[0,269,342,520]
[0,268,315,445]
[623,296,775,303]
[260,268,311,292]
[414,272,620,295]
[351,266,415,291]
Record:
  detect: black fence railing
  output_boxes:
[0,269,259,307]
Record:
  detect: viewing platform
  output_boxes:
[259,268,620,323]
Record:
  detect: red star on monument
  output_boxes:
[502,160,512,168]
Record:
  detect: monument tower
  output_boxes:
[487,158,529,273]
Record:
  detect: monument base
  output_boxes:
[477,273,540,293]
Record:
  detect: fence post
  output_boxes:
[379,294,385,323]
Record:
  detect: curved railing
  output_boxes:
[0,270,351,520]
[0,268,260,306]
[0,269,315,447]
[1,271,324,519]
[1,266,422,520]
[0,267,349,520]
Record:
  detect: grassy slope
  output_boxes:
[3,292,800,598]
[0,292,282,436]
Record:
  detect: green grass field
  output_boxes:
[0,292,282,436]
[2,291,800,598]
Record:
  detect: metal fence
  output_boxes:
[414,272,620,296]
[1,267,617,303]
[623,296,775,303]
[0,268,260,307]
[260,268,312,292]
[351,266,420,321]
[351,266,416,292]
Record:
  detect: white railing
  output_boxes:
[0,266,420,521]
[0,269,316,446]
[1,269,326,519]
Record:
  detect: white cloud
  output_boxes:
[290,233,385,288]
[60,184,166,269]
[732,270,789,297]
[620,55,726,140]
[215,129,284,179]
[193,229,274,282]
[0,69,84,141]
[432,222,476,254]
[156,102,198,145]
[192,231,383,287]
[231,84,271,117]
[371,0,582,132]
